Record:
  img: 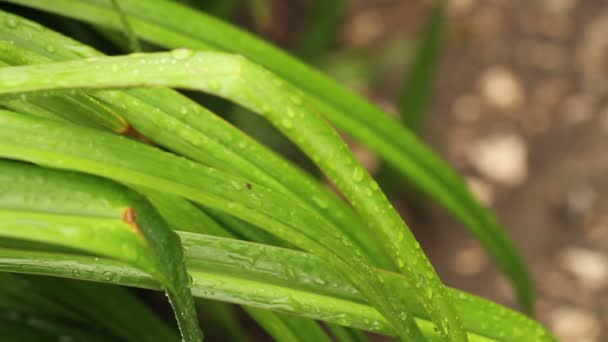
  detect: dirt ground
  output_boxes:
[328,0,608,340]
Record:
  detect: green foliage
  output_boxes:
[0,3,555,342]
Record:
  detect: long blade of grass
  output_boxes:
[0,15,337,336]
[0,10,394,270]
[0,160,202,341]
[2,0,534,312]
[0,232,555,341]
[295,0,344,62]
[0,112,426,339]
[399,1,445,131]
[109,0,141,52]
[145,190,335,342]
[0,50,464,339]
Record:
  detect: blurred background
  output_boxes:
[228,0,608,340]
[5,0,608,340]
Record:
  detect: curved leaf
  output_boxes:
[0,9,394,270]
[0,232,556,341]
[0,111,426,339]
[0,161,201,341]
[5,0,534,312]
[0,51,465,340]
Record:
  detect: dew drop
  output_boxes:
[425,287,434,299]
[230,180,243,191]
[208,80,221,91]
[281,118,293,128]
[45,45,55,53]
[352,167,364,182]
[312,195,328,209]
[101,271,115,281]
[290,95,303,105]
[6,17,17,28]
[170,48,193,60]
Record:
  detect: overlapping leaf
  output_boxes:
[4,0,534,312]
[0,47,474,338]
[0,160,201,341]
[0,233,556,341]
[0,110,427,339]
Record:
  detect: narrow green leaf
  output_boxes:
[4,0,533,311]
[0,110,426,339]
[0,232,556,341]
[109,0,142,52]
[0,160,202,341]
[0,51,466,340]
[399,1,445,131]
[0,11,394,270]
[295,0,344,62]
[0,16,336,338]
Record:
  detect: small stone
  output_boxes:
[472,6,505,40]
[540,0,577,14]
[561,94,596,125]
[602,107,608,133]
[558,247,608,290]
[480,66,525,110]
[517,41,568,71]
[452,95,482,123]
[465,176,495,205]
[548,307,601,342]
[566,184,597,217]
[450,241,489,275]
[447,0,477,15]
[467,134,528,186]
[345,10,384,47]
[576,14,608,77]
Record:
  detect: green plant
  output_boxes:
[0,2,553,341]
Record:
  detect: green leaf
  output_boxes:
[0,10,394,270]
[0,232,556,341]
[109,0,141,52]
[0,110,427,340]
[0,47,472,338]
[0,15,337,339]
[295,0,344,62]
[0,160,201,341]
[3,0,534,312]
[399,1,445,131]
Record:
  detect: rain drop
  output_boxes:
[425,286,434,299]
[281,118,293,128]
[170,48,193,60]
[352,167,364,182]
[230,180,243,191]
[6,17,17,28]
[290,95,302,105]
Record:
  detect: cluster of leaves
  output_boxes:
[0,0,554,341]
